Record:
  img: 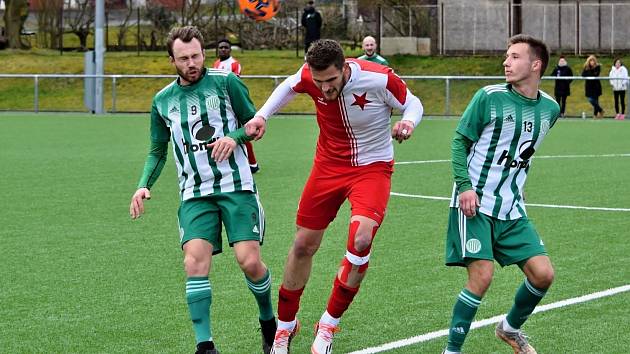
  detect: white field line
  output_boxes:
[348,284,630,354]
[394,153,630,165]
[389,192,630,212]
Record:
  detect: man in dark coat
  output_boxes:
[301,1,322,54]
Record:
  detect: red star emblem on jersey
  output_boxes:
[351,92,372,110]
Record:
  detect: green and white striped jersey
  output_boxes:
[450,83,560,220]
[150,68,256,201]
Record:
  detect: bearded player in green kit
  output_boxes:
[443,35,560,354]
[129,26,276,354]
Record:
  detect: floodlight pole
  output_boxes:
[95,0,105,114]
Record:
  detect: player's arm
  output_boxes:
[208,73,256,163]
[452,89,490,217]
[245,70,300,140]
[452,132,473,193]
[384,71,424,143]
[224,72,256,144]
[130,101,170,219]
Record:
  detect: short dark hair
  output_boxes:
[508,34,550,77]
[306,39,345,71]
[217,38,231,47]
[166,26,204,57]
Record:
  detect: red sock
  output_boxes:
[245,141,257,165]
[326,277,359,319]
[278,285,304,322]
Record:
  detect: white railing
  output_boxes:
[0,74,627,115]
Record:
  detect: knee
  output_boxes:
[467,268,493,296]
[183,253,209,275]
[530,268,555,289]
[292,238,319,258]
[353,231,373,253]
[237,254,264,278]
[473,272,493,292]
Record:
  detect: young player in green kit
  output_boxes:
[443,34,560,354]
[128,26,276,354]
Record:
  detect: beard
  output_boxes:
[177,66,203,85]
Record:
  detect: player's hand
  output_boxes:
[392,120,415,144]
[209,136,237,162]
[130,187,151,219]
[245,116,267,141]
[459,190,480,217]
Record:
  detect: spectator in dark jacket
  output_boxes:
[551,56,573,117]
[582,55,604,119]
[301,1,322,54]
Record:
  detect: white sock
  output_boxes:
[319,311,340,327]
[502,319,519,332]
[277,319,296,331]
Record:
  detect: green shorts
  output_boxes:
[445,207,546,267]
[177,191,265,255]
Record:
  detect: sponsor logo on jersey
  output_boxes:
[504,114,514,122]
[169,105,180,114]
[497,140,535,169]
[183,120,220,153]
[465,239,482,254]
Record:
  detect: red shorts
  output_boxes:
[296,160,394,230]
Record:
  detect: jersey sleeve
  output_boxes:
[137,141,168,189]
[226,72,256,124]
[383,72,423,126]
[255,68,302,119]
[451,132,474,192]
[232,61,242,76]
[455,88,491,142]
[150,99,171,143]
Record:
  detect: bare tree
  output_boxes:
[36,0,63,49]
[66,0,94,51]
[3,0,30,48]
[116,0,135,49]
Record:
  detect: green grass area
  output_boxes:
[0,113,628,353]
[0,49,625,117]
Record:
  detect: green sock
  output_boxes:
[245,269,274,321]
[186,276,212,344]
[446,288,482,351]
[506,278,547,329]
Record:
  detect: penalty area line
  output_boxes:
[390,192,630,212]
[348,284,630,354]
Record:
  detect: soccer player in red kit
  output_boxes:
[213,38,260,173]
[245,39,424,354]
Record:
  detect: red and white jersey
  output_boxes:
[257,59,423,166]
[212,56,241,76]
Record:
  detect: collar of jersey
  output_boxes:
[343,61,360,91]
[176,68,207,90]
[507,83,540,106]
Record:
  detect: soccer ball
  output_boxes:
[238,0,280,21]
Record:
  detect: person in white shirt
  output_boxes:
[609,58,628,120]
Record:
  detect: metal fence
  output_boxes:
[378,2,630,55]
[1,73,628,118]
